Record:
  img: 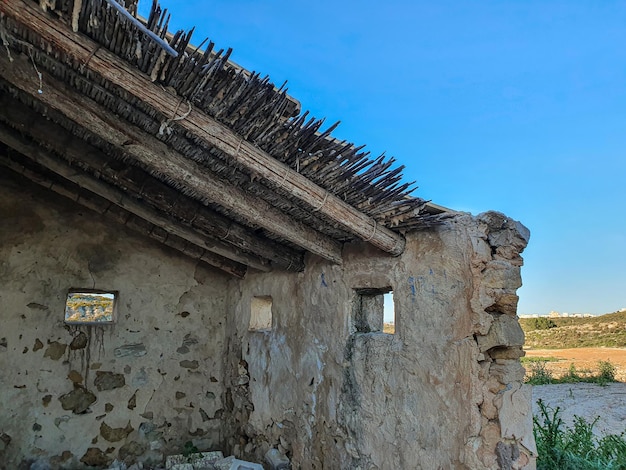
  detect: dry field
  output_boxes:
[524,347,626,381]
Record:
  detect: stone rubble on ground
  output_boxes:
[166,450,224,469]
[265,448,290,470]
[123,449,283,470]
[102,448,280,470]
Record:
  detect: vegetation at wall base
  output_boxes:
[534,399,626,470]
[524,360,617,385]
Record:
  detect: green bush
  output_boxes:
[524,360,619,385]
[530,317,558,330]
[526,361,553,385]
[534,399,626,469]
[597,360,617,385]
[562,363,581,383]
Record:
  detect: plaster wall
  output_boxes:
[226,213,535,469]
[0,169,535,470]
[0,173,229,468]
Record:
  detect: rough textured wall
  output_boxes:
[0,168,533,469]
[0,173,229,469]
[225,212,534,469]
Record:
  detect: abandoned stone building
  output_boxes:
[0,1,535,469]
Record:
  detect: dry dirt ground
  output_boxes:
[526,348,626,437]
[524,347,626,381]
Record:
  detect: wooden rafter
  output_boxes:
[0,91,305,271]
[0,50,343,264]
[0,150,248,278]
[0,0,406,257]
[0,123,275,272]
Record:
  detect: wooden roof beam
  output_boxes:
[0,126,266,273]
[0,0,406,257]
[0,91,305,272]
[0,153,248,279]
[0,50,343,264]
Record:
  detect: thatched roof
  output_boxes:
[0,0,448,277]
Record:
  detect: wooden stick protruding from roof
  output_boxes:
[0,152,248,278]
[0,0,406,257]
[0,91,305,271]
[0,49,343,264]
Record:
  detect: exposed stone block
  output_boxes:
[213,456,264,470]
[26,302,49,311]
[100,421,134,442]
[490,361,526,385]
[180,360,200,369]
[482,260,522,291]
[485,291,519,316]
[489,346,525,360]
[94,371,126,391]
[118,441,146,462]
[43,341,67,360]
[265,448,290,469]
[80,447,111,467]
[70,332,88,350]
[478,211,530,252]
[114,343,147,358]
[477,315,525,352]
[495,441,520,470]
[498,384,536,455]
[68,370,83,384]
[58,386,97,414]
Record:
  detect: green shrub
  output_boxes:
[525,361,553,385]
[530,317,558,330]
[525,359,620,385]
[562,363,581,383]
[533,399,626,470]
[597,360,617,385]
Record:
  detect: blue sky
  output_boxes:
[139,1,626,315]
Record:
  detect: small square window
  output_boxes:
[249,296,272,331]
[353,288,394,334]
[64,289,117,324]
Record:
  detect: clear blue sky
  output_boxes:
[139,1,626,315]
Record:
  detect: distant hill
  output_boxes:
[520,311,626,349]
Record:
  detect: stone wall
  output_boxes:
[0,173,229,468]
[0,169,534,469]
[224,213,534,469]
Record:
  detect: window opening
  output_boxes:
[249,295,272,331]
[383,292,395,334]
[353,287,394,334]
[64,289,117,324]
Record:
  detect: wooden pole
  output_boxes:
[0,154,248,278]
[0,126,267,273]
[0,51,343,264]
[0,0,406,257]
[0,92,304,271]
